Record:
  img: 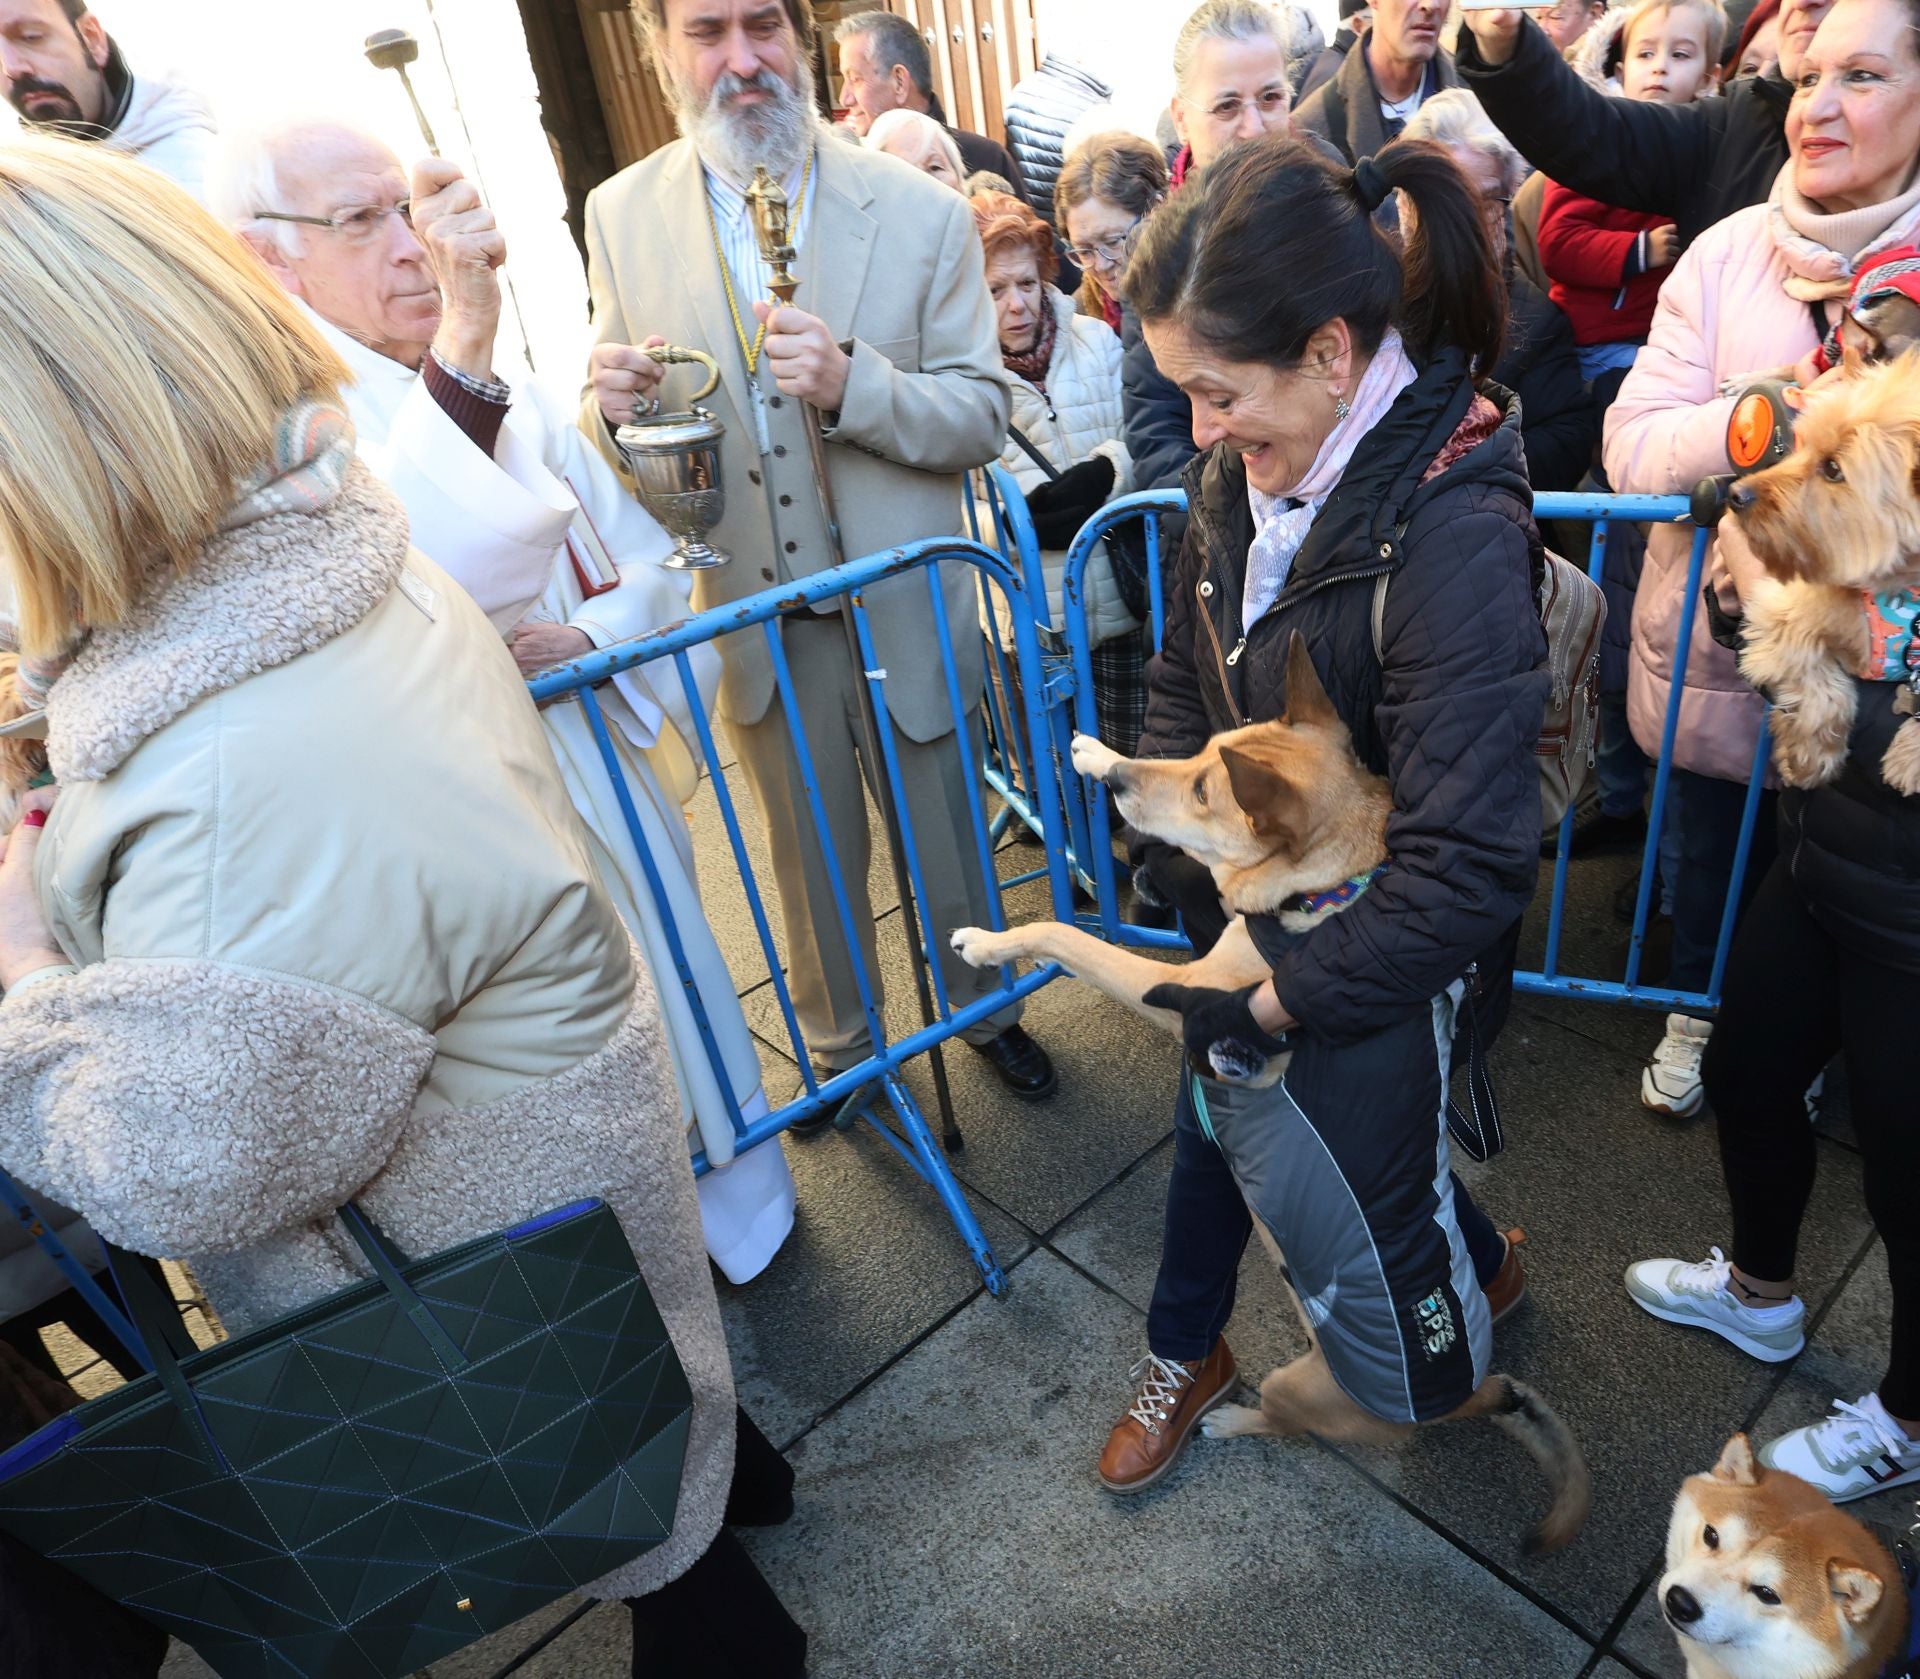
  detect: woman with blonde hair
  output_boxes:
[0,140,803,1677]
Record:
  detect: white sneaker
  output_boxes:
[1759,1393,1920,1502]
[1642,1013,1712,1117]
[1623,1247,1806,1363]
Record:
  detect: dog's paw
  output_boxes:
[1882,716,1920,795]
[1200,1402,1267,1440]
[1070,733,1122,783]
[950,926,1016,969]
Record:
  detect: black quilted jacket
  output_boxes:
[1137,352,1550,1042]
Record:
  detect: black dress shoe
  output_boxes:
[789,1066,881,1136]
[968,1025,1058,1100]
[1542,805,1648,859]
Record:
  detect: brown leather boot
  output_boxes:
[1485,1227,1530,1327]
[1097,1337,1237,1494]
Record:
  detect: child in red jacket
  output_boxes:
[1538,0,1727,392]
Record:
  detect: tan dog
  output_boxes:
[1731,353,1920,795]
[1661,1435,1910,1679]
[952,634,1388,1087]
[950,634,1592,1553]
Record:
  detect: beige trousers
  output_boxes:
[725,611,1020,1069]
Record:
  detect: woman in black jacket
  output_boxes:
[1454,0,1828,249]
[1093,133,1550,1494]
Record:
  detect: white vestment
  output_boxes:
[310,310,794,1283]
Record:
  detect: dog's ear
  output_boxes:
[1282,632,1339,731]
[1219,744,1311,853]
[1828,1562,1885,1625]
[1710,1435,1759,1486]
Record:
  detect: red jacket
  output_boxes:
[1537,182,1674,346]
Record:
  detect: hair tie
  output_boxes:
[1353,156,1390,214]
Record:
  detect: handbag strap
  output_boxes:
[1008,424,1062,481]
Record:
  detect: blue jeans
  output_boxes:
[1668,768,1778,1013]
[1145,1068,1506,1364]
[1596,691,1682,915]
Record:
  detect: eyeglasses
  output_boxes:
[1207,87,1289,124]
[1066,218,1143,268]
[253,202,414,244]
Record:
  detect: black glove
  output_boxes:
[1140,980,1290,1084]
[1024,455,1116,548]
[1131,838,1230,954]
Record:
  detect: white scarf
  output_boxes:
[1243,330,1418,633]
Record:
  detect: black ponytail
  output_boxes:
[1125,132,1504,377]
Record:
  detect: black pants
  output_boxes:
[1702,857,1920,1418]
[628,1407,807,1678]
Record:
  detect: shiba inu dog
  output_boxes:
[949,632,1591,1554]
[1730,353,1920,795]
[1661,1434,1911,1679]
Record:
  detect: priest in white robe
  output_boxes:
[216,123,794,1283]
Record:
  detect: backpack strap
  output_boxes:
[1007,424,1062,481]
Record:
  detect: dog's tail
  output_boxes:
[1488,1376,1592,1555]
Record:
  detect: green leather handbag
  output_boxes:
[0,1197,692,1678]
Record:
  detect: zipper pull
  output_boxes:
[1226,637,1247,667]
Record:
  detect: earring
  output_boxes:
[1333,393,1352,422]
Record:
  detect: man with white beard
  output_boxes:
[584,0,1058,1107]
[212,124,799,1289]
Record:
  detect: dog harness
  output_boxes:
[1861,590,1920,689]
[1277,862,1389,920]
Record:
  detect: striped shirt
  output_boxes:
[702,152,817,452]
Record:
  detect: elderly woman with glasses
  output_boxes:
[971,188,1147,752]
[1054,130,1168,334]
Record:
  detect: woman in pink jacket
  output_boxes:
[1613,0,1920,1506]
[1602,0,1920,1120]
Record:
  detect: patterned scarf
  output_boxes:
[218,398,356,532]
[1002,298,1060,396]
[7,398,355,724]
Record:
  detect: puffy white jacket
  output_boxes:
[992,287,1137,647]
[112,70,217,202]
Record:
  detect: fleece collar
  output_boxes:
[44,460,409,782]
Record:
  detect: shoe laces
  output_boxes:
[1125,1353,1194,1435]
[1651,1022,1708,1077]
[1807,1396,1916,1466]
[1672,1247,1735,1299]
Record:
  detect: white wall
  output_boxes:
[5,0,590,380]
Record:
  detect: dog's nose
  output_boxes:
[1726,481,1756,515]
[1664,1585,1704,1625]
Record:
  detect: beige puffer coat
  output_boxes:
[0,462,731,1600]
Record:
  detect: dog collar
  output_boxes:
[1278,862,1388,918]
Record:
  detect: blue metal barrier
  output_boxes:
[528,537,1079,1295]
[1051,487,1768,1014]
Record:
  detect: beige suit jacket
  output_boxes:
[581,135,1011,742]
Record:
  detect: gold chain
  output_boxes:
[705,151,815,376]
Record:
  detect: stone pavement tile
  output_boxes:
[743,1250,1597,1679]
[744,909,1179,1239]
[720,1123,1036,1446]
[1089,1005,1877,1642]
